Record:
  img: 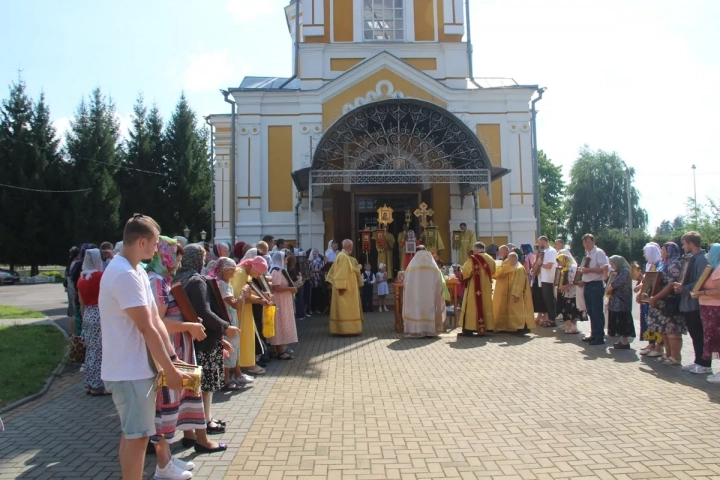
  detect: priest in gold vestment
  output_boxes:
[492,246,515,331]
[506,252,536,331]
[373,230,396,279]
[457,223,477,266]
[327,239,363,335]
[419,220,445,254]
[402,247,450,337]
[459,242,496,336]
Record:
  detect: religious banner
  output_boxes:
[452,231,462,252]
[377,205,394,227]
[375,229,387,251]
[424,226,438,251]
[404,208,412,226]
[361,230,372,253]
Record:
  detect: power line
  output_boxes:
[0,182,92,193]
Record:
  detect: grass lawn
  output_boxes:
[0,305,45,320]
[0,324,67,407]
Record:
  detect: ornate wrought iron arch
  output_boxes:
[310,98,494,194]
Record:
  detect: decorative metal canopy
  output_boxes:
[291,98,510,197]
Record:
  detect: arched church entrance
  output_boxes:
[292,98,509,267]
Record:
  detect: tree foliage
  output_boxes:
[653,198,720,247]
[565,146,648,259]
[538,150,567,239]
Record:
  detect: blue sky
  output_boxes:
[3,0,719,232]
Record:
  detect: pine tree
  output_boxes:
[0,76,37,270]
[65,88,122,243]
[164,93,211,240]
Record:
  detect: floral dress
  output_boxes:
[557,265,583,321]
[647,259,687,335]
[269,269,299,345]
[608,269,635,338]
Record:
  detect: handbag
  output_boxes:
[68,335,86,364]
[262,305,276,338]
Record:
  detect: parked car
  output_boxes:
[0,269,21,285]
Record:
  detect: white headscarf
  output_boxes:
[643,243,662,269]
[242,248,259,261]
[81,249,104,280]
[113,241,123,254]
[270,250,286,271]
[174,236,189,247]
[559,248,575,263]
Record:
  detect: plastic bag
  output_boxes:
[263,305,276,338]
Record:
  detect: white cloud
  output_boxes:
[53,116,71,145]
[180,49,250,93]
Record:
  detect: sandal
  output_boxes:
[222,382,243,391]
[246,366,266,375]
[565,329,580,334]
[206,422,225,434]
[278,353,294,360]
[90,388,111,396]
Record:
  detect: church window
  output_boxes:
[363,0,404,41]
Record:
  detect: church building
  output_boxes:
[208,0,541,266]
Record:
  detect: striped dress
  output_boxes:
[148,272,206,441]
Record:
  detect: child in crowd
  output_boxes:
[376,264,389,312]
[361,263,375,312]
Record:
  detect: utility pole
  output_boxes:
[692,164,698,226]
[625,167,633,252]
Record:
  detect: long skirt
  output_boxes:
[701,305,720,361]
[610,310,636,338]
[558,295,583,321]
[295,284,307,320]
[152,331,206,441]
[82,306,104,390]
[311,284,326,312]
[531,279,547,313]
[223,310,240,368]
[197,341,225,393]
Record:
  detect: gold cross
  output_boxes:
[413,202,434,228]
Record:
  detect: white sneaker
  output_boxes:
[682,363,698,372]
[171,457,195,471]
[707,373,720,384]
[235,374,254,384]
[690,365,713,374]
[79,364,85,372]
[154,461,193,480]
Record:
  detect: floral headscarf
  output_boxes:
[175,244,205,285]
[207,257,237,279]
[146,235,180,282]
[557,251,576,275]
[708,243,720,270]
[242,248,259,261]
[81,249,103,280]
[659,242,680,272]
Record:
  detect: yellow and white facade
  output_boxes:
[208,0,539,264]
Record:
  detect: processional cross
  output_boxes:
[414,202,434,228]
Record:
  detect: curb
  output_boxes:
[0,320,71,415]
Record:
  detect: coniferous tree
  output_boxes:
[164,93,210,240]
[0,77,37,270]
[65,88,122,243]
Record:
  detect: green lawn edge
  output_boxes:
[0,324,67,407]
[0,305,45,320]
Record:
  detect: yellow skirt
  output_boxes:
[238,303,256,367]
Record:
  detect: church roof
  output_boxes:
[237,76,300,90]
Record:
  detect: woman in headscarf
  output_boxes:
[268,251,299,359]
[691,243,720,382]
[177,244,239,438]
[65,246,79,318]
[309,248,326,314]
[607,255,635,349]
[230,256,270,376]
[242,248,258,261]
[70,243,96,337]
[232,241,246,262]
[286,251,308,321]
[77,248,106,395]
[207,257,244,390]
[556,251,583,334]
[646,242,686,365]
[146,238,225,465]
[637,243,663,356]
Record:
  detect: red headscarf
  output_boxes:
[233,241,246,260]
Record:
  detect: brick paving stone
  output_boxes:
[2,311,720,478]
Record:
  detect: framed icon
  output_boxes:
[554,267,563,288]
[605,272,618,297]
[679,256,693,285]
[639,271,661,303]
[405,241,416,254]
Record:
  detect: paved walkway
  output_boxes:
[2,309,720,479]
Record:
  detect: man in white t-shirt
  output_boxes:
[99,214,188,480]
[537,236,558,325]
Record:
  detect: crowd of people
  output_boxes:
[64,216,347,480]
[61,213,720,480]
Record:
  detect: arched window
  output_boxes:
[363,0,404,41]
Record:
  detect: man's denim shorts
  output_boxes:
[105,377,156,440]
